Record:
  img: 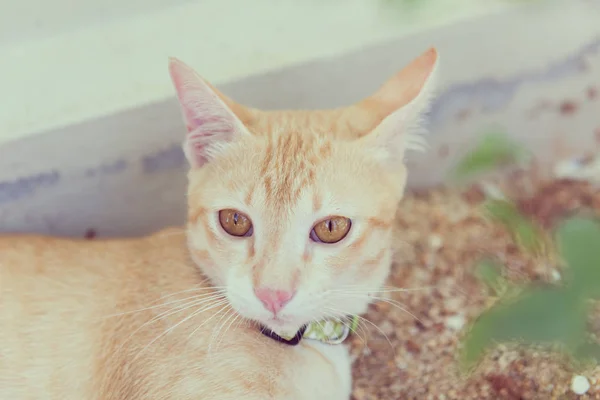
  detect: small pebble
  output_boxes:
[445,314,466,331]
[480,182,506,200]
[396,360,408,370]
[380,320,394,335]
[428,234,443,250]
[571,375,590,395]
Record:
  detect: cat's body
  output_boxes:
[0,230,352,400]
[0,48,438,399]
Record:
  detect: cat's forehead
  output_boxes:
[247,130,336,212]
[246,109,373,140]
[237,110,367,212]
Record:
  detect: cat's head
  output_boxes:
[169,49,438,336]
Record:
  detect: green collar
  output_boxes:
[303,316,359,344]
[260,316,359,346]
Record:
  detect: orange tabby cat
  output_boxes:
[0,48,438,399]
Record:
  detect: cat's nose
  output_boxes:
[254,287,295,314]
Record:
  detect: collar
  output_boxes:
[260,316,359,346]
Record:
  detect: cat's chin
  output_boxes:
[228,299,306,336]
[260,317,305,338]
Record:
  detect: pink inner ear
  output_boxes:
[188,115,230,135]
[184,111,238,167]
[169,57,247,167]
[169,61,213,133]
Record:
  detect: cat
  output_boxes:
[0,47,438,400]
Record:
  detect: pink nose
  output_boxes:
[254,287,295,314]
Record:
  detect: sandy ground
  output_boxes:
[350,179,600,400]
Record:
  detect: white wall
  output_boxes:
[0,0,511,145]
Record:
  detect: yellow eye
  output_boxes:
[310,216,352,244]
[219,209,253,237]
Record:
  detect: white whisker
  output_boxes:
[330,292,423,323]
[101,291,227,319]
[154,285,227,301]
[186,303,231,343]
[109,295,228,358]
[324,313,369,352]
[208,308,237,354]
[132,299,230,361]
[368,296,423,323]
[215,312,241,351]
[326,307,394,354]
[330,284,436,295]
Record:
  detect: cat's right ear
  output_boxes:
[354,48,439,169]
[169,58,252,168]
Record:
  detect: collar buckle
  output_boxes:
[316,324,351,345]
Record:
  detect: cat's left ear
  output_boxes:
[357,48,439,168]
[169,58,253,168]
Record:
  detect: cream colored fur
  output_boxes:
[0,48,438,399]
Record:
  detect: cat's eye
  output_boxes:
[310,216,352,244]
[219,209,253,237]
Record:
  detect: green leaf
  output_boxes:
[555,216,600,297]
[474,259,505,295]
[483,199,546,256]
[574,341,600,364]
[460,288,587,370]
[450,132,528,182]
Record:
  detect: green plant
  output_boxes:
[450,132,600,371]
[483,199,548,257]
[462,216,600,370]
[450,130,529,183]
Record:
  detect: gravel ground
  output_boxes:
[350,178,600,400]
